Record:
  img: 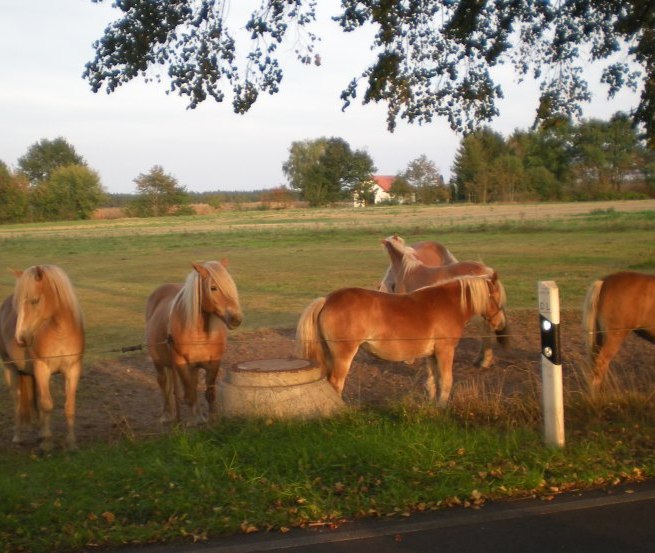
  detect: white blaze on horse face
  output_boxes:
[14,292,42,346]
[206,276,242,329]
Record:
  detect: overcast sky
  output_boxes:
[0,1,642,195]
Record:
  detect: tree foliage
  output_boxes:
[401,155,449,204]
[86,1,655,143]
[30,165,106,221]
[0,161,29,223]
[282,137,375,206]
[127,165,192,217]
[451,113,655,202]
[17,137,85,185]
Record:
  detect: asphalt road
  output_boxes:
[112,479,655,553]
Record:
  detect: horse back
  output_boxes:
[599,271,655,329]
[413,241,458,266]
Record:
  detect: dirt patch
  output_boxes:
[1,309,653,450]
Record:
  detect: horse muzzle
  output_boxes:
[225,312,243,329]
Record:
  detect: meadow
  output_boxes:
[1,200,655,552]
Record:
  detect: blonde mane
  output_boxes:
[13,265,83,326]
[172,261,239,325]
[456,275,506,315]
[384,235,423,283]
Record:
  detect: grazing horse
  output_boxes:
[378,235,458,293]
[0,265,84,450]
[582,271,655,394]
[296,275,508,407]
[145,260,243,424]
[382,234,502,369]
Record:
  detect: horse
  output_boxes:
[381,234,502,369]
[0,265,85,450]
[145,260,243,424]
[378,235,458,293]
[582,271,655,394]
[296,274,508,407]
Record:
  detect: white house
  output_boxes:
[353,175,394,207]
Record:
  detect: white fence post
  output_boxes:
[538,281,565,448]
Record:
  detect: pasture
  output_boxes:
[1,200,655,552]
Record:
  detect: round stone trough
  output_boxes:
[218,358,345,419]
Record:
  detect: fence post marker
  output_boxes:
[538,280,565,448]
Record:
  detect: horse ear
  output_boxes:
[191,262,209,278]
[34,266,45,281]
[220,257,229,268]
[9,268,22,279]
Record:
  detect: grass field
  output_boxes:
[1,200,655,553]
[1,200,654,356]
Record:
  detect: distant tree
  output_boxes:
[86,1,655,143]
[402,155,449,204]
[452,129,506,203]
[283,137,375,207]
[127,165,191,217]
[0,161,29,223]
[30,165,105,221]
[389,176,414,204]
[569,114,642,198]
[260,185,297,207]
[18,137,85,185]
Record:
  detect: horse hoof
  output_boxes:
[38,439,54,452]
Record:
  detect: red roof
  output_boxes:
[372,175,395,192]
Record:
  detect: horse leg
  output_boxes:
[428,346,456,408]
[63,364,81,450]
[326,343,358,396]
[156,364,178,424]
[3,367,23,444]
[204,361,221,421]
[590,330,628,395]
[33,360,54,450]
[474,319,494,369]
[176,363,203,425]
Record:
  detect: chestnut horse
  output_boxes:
[582,271,655,393]
[382,234,502,369]
[296,275,508,407]
[0,265,84,450]
[145,260,243,424]
[378,235,458,293]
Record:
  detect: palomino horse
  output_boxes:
[378,235,458,292]
[382,234,502,369]
[296,275,508,407]
[0,265,85,450]
[145,260,243,424]
[582,271,655,394]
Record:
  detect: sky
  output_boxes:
[0,1,643,195]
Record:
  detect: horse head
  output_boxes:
[13,265,55,346]
[192,261,243,329]
[484,272,509,347]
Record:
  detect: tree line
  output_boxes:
[2,112,653,224]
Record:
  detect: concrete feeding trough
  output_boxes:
[218,358,345,419]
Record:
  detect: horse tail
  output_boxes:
[295,297,326,366]
[582,279,604,362]
[18,373,37,424]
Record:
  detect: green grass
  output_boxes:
[2,408,654,553]
[1,202,655,552]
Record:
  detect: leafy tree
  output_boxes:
[85,1,655,143]
[389,176,414,204]
[0,161,29,223]
[127,166,192,217]
[402,155,449,204]
[282,137,375,206]
[569,113,641,197]
[18,137,85,185]
[452,128,506,203]
[30,165,105,221]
